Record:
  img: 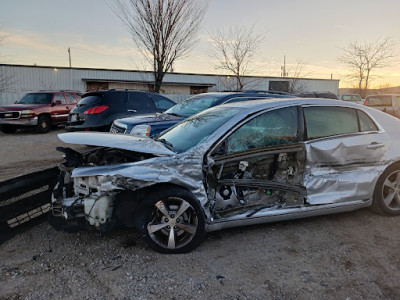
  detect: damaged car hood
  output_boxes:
[58,132,176,156]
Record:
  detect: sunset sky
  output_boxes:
[1,0,400,88]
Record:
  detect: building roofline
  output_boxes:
[82,78,215,87]
[0,63,340,83]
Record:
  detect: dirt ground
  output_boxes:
[1,129,400,299]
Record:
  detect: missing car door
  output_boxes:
[205,106,307,220]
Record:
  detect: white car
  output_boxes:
[50,98,400,253]
[337,94,363,104]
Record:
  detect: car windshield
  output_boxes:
[158,106,242,153]
[165,94,229,118]
[17,93,53,104]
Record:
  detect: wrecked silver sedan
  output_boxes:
[50,98,400,253]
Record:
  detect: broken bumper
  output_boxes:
[50,174,120,232]
[0,166,59,228]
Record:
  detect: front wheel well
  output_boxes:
[134,184,206,253]
[37,113,52,122]
[114,183,196,228]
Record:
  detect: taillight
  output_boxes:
[364,99,368,105]
[83,106,109,115]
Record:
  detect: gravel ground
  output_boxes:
[1,129,400,299]
[0,128,68,181]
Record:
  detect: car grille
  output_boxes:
[0,111,21,119]
[110,123,126,134]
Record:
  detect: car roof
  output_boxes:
[194,91,294,97]
[366,94,400,97]
[82,89,159,97]
[218,97,363,112]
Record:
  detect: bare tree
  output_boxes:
[287,60,311,94]
[209,25,265,91]
[109,0,208,93]
[338,37,396,98]
[0,30,15,93]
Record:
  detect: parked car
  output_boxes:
[0,90,81,133]
[298,91,337,99]
[110,91,295,135]
[50,98,400,253]
[364,94,400,118]
[66,90,175,132]
[337,94,363,104]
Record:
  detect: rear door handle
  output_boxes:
[127,109,137,113]
[366,142,385,150]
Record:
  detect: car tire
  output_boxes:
[372,163,400,216]
[37,116,51,133]
[0,125,17,134]
[138,187,206,254]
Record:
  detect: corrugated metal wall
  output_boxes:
[0,64,339,105]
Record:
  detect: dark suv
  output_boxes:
[66,90,175,132]
[110,91,295,136]
[0,90,81,133]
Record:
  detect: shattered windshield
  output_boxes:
[17,93,53,104]
[165,94,228,118]
[159,106,242,153]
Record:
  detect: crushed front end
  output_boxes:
[49,146,152,232]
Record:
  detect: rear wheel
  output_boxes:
[0,125,17,134]
[372,163,400,215]
[37,116,51,133]
[138,187,206,254]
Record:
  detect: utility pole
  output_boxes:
[68,47,72,68]
[281,55,288,77]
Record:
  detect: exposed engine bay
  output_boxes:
[57,146,154,168]
[51,146,154,231]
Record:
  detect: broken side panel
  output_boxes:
[207,146,306,220]
[303,132,390,205]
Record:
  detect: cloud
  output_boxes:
[1,30,58,52]
[0,29,144,68]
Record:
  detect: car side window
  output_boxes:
[53,93,67,104]
[226,106,298,154]
[304,107,359,139]
[65,93,78,104]
[127,93,156,112]
[357,110,378,132]
[152,95,175,110]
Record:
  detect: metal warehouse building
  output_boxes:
[0,64,339,105]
